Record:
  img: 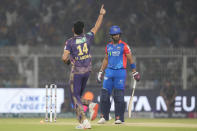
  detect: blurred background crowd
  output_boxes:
[0,0,197,90]
[0,0,197,47]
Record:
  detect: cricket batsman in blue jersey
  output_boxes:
[62,5,106,129]
[97,25,140,124]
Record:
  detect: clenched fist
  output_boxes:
[100,4,106,15]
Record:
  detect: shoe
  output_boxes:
[75,124,84,129]
[115,119,123,124]
[83,119,91,129]
[97,117,106,124]
[75,119,91,129]
[89,103,99,121]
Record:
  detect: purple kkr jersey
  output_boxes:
[64,32,94,73]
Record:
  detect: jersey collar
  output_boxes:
[110,40,122,44]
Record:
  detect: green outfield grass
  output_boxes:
[0,118,197,131]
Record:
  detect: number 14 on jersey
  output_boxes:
[77,43,88,56]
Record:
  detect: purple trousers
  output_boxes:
[69,71,90,122]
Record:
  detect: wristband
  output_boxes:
[130,63,136,69]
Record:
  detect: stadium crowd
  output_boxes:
[0,0,197,47]
[0,0,197,89]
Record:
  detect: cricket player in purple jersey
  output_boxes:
[62,5,106,129]
[97,25,140,124]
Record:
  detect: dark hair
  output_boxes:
[73,21,84,35]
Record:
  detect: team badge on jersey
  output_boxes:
[107,47,113,51]
[117,46,121,50]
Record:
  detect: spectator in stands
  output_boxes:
[61,98,73,113]
[0,0,197,47]
[160,81,177,115]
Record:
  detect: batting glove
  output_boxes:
[97,71,103,83]
[132,72,140,81]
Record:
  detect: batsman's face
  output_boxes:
[111,34,120,41]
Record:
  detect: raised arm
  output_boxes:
[91,4,106,35]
